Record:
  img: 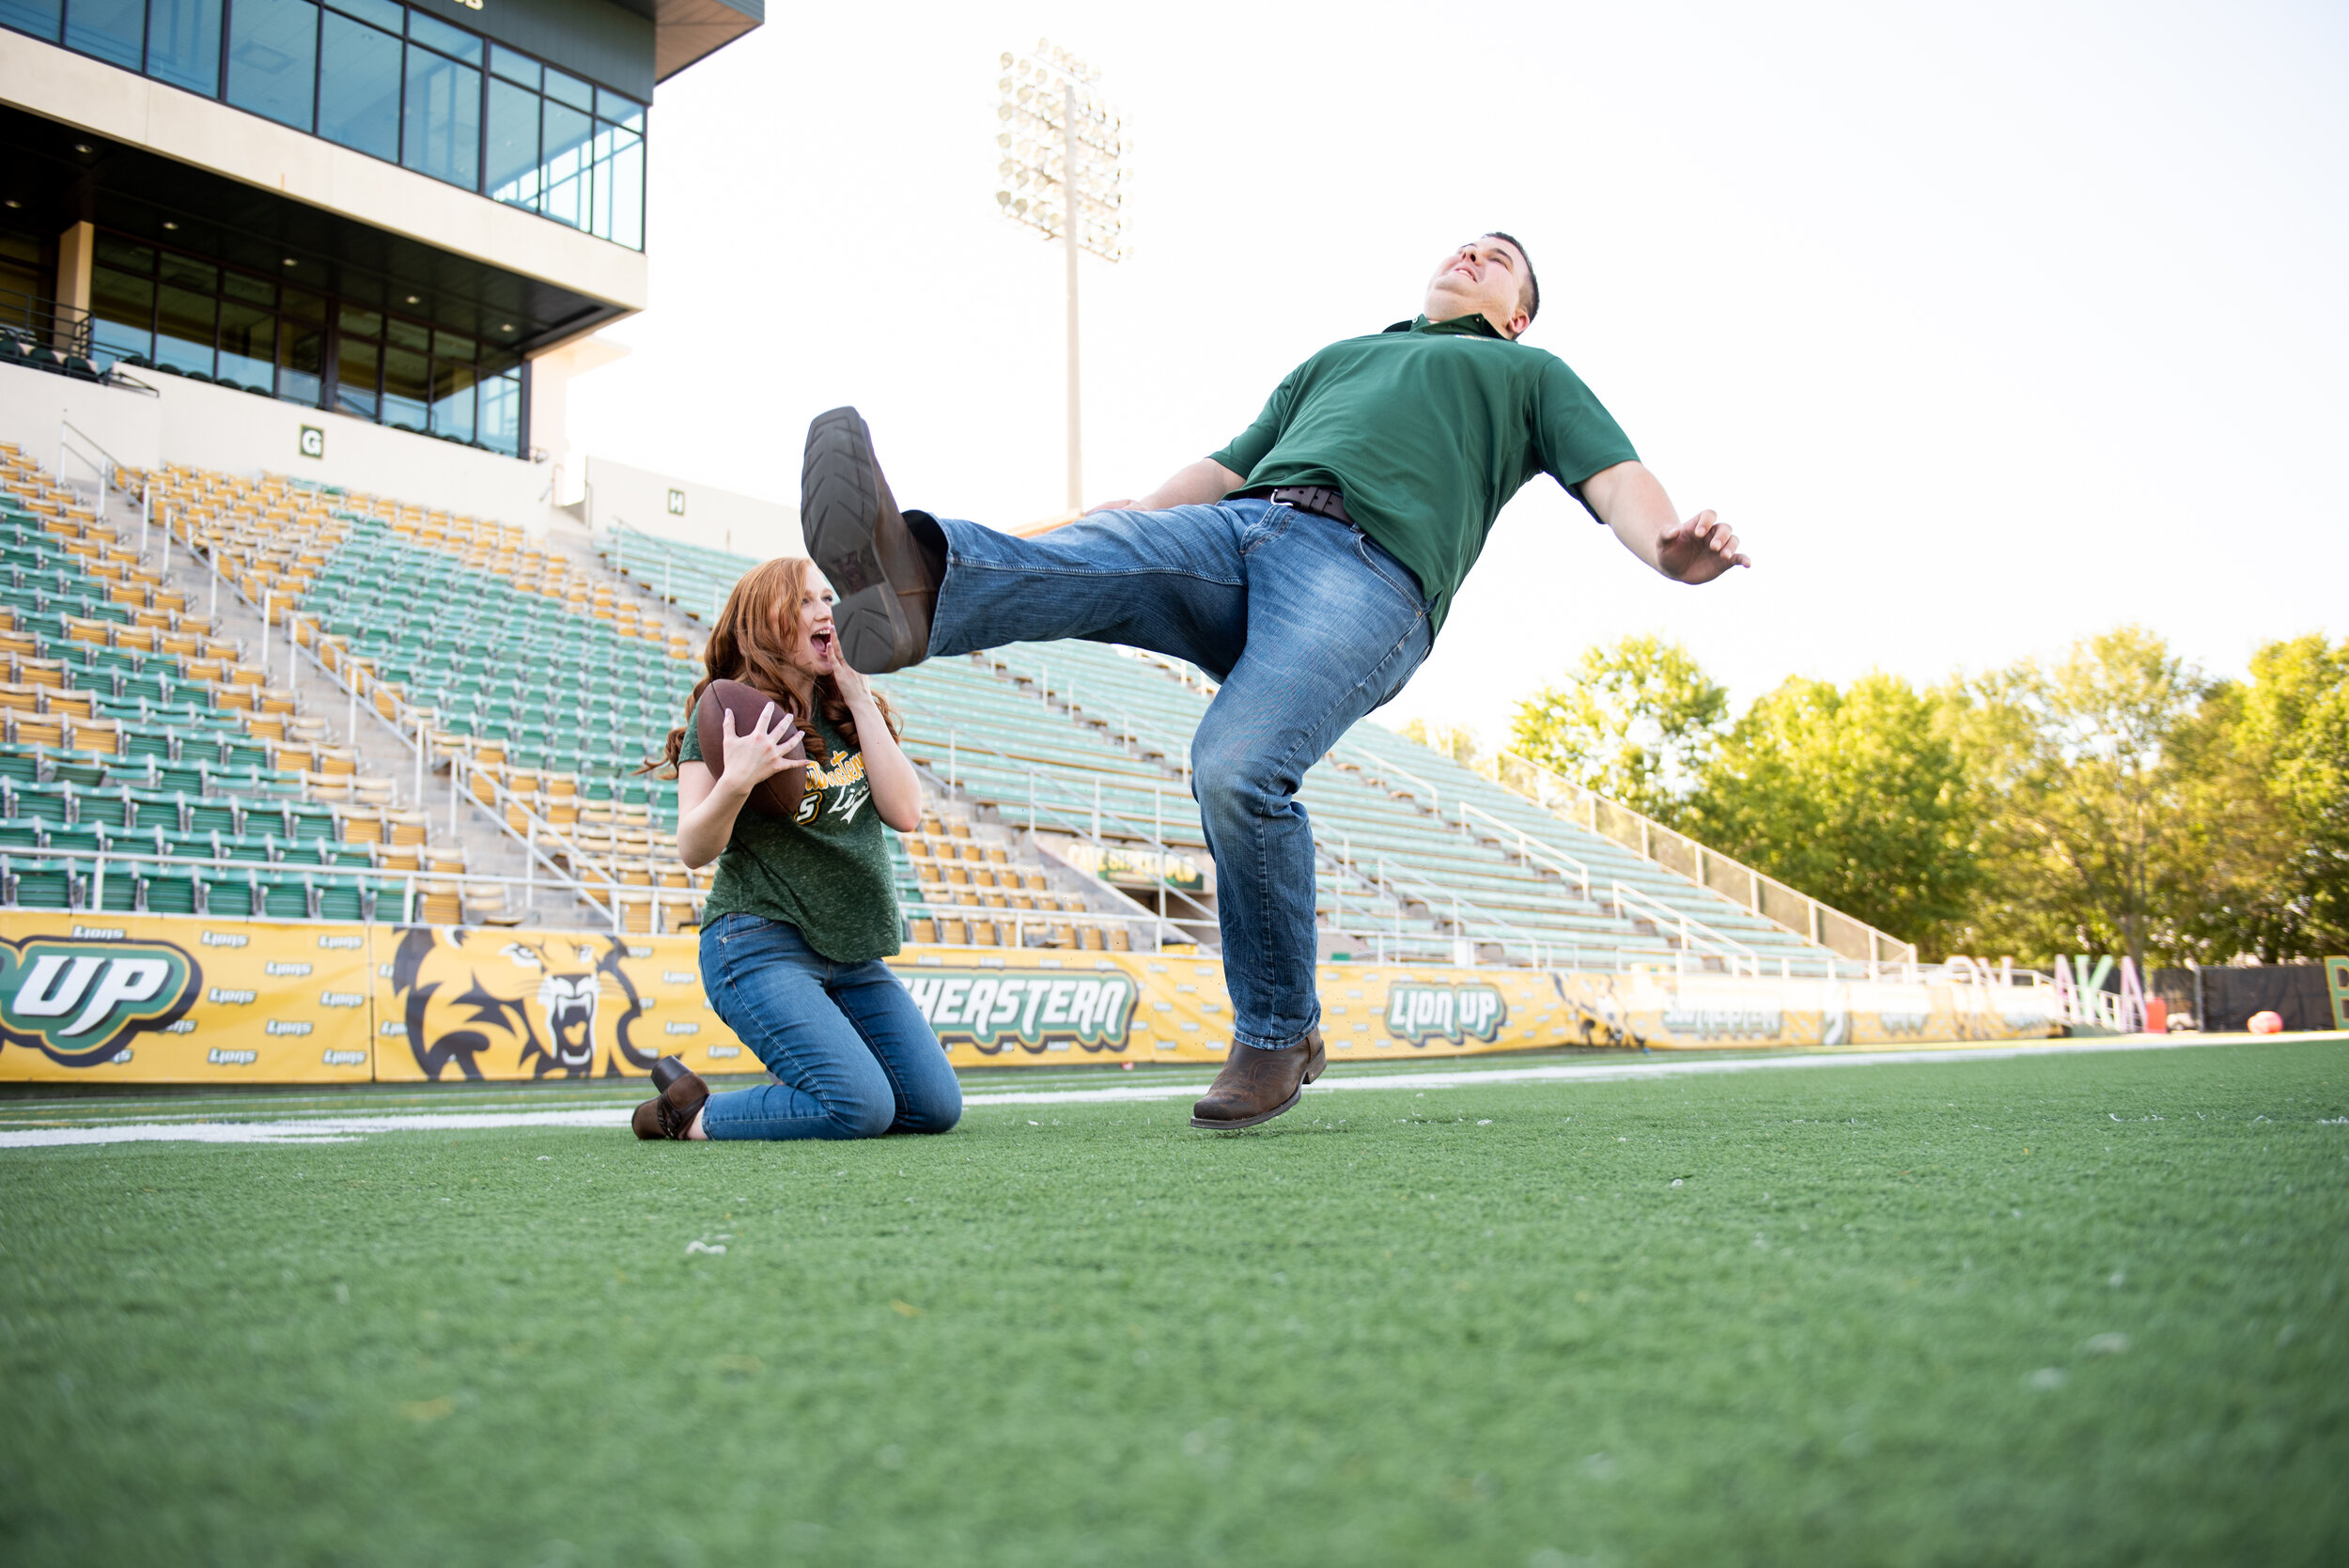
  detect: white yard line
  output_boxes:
[962,1032,2271,1108]
[0,1033,2304,1149]
[0,1108,636,1146]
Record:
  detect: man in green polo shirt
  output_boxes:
[801,232,1746,1129]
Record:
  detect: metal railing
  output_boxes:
[176,507,624,930]
[1319,834,1639,973]
[989,651,1197,782]
[58,420,132,524]
[923,725,1210,948]
[899,895,1163,955]
[1486,749,1920,965]
[0,844,557,925]
[1330,739,1605,899]
[1610,877,1759,974]
[0,286,93,360]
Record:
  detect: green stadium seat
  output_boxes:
[143,870,200,915]
[199,874,259,919]
[258,874,309,920]
[3,856,76,908]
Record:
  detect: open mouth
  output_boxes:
[811,629,835,660]
[549,999,595,1066]
[539,979,599,1068]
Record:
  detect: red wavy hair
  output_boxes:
[648,556,898,773]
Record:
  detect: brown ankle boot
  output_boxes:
[632,1062,710,1141]
[1190,1029,1326,1130]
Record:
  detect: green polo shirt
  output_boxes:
[679,708,902,962]
[1207,313,1639,631]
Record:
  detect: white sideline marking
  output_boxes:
[0,1108,632,1147]
[0,1033,2302,1149]
[966,1032,2255,1108]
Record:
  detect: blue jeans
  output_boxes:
[697,914,963,1140]
[926,499,1435,1050]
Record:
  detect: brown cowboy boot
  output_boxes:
[1190,1029,1327,1130]
[801,406,942,675]
[632,1057,710,1141]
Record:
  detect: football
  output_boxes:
[695,677,809,820]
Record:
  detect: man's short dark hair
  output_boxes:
[1485,230,1539,326]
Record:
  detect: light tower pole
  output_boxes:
[996,41,1129,514]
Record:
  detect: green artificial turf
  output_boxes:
[2,1041,2345,1567]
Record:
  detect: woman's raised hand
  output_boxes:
[720,703,809,791]
[831,660,879,712]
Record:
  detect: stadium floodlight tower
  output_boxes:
[995,41,1130,514]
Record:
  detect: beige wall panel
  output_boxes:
[583,454,799,561]
[0,361,564,530]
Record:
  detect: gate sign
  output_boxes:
[1384,982,1507,1046]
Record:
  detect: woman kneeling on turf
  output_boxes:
[632,556,959,1142]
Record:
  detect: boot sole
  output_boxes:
[801,406,919,675]
[1190,1085,1303,1131]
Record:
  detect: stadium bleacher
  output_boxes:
[0,444,503,922]
[0,459,1879,970]
[599,526,758,624]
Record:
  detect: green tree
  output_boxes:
[1397,718,1482,768]
[2192,634,2349,959]
[1681,672,1982,947]
[1952,627,2210,973]
[1507,634,1728,820]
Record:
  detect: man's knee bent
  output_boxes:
[1190,748,1291,829]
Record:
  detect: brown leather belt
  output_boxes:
[1266,485,1352,526]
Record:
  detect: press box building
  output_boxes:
[0,0,758,513]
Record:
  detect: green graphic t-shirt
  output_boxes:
[679,706,901,962]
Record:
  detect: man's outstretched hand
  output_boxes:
[1583,461,1750,586]
[1655,509,1749,583]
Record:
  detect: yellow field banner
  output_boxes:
[1557,968,2061,1050]
[373,927,743,1082]
[0,916,2063,1084]
[0,911,374,1082]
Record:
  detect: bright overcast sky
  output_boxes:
[568,0,2348,746]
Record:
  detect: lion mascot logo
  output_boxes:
[1551,970,1644,1050]
[391,927,659,1079]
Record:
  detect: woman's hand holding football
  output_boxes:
[720,702,809,794]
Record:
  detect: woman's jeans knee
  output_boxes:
[693,914,961,1141]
